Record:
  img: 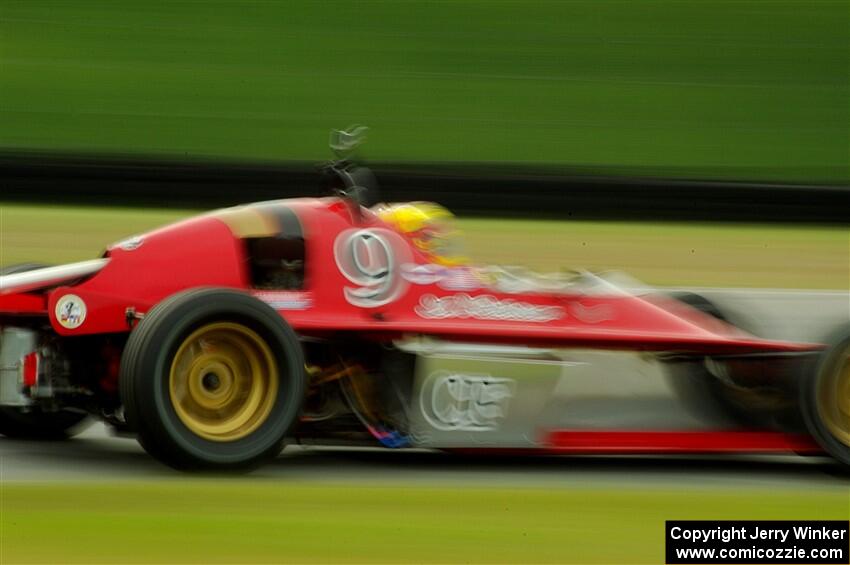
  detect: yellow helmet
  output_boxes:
[376,202,467,266]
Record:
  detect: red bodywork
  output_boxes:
[0,197,825,455]
[0,198,818,351]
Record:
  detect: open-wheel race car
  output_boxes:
[1,130,849,471]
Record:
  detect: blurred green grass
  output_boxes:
[1,203,847,289]
[1,1,847,181]
[1,481,846,564]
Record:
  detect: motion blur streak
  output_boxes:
[1,1,848,181]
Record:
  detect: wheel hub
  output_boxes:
[202,372,221,391]
[169,322,279,442]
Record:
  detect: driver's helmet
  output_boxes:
[375,202,467,266]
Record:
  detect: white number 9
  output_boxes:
[334,229,408,307]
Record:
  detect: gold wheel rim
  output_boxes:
[817,349,850,445]
[169,322,278,442]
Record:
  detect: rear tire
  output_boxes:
[120,288,305,471]
[0,263,89,440]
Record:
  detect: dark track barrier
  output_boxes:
[1,152,847,224]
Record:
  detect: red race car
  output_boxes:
[1,134,848,470]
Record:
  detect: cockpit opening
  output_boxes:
[246,236,305,290]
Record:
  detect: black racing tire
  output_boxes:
[0,262,89,440]
[120,288,305,471]
[800,324,850,468]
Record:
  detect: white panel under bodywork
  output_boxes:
[398,339,742,449]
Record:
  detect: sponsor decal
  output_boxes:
[255,291,313,310]
[437,267,481,292]
[401,263,481,291]
[420,371,516,431]
[401,263,482,292]
[116,236,143,251]
[55,294,87,329]
[415,294,564,323]
[334,228,410,308]
[569,301,615,323]
[490,277,534,294]
[400,263,446,285]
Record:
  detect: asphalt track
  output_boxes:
[0,288,848,489]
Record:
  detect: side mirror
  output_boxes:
[321,126,379,221]
[320,164,380,208]
[329,125,369,158]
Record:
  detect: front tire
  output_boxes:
[120,288,305,470]
[800,325,850,467]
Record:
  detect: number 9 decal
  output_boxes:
[334,228,411,308]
